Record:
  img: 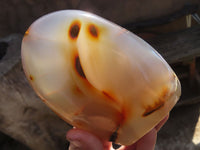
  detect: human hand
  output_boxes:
[66,115,168,150]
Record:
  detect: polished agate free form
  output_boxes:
[21,10,181,145]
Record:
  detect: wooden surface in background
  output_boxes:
[149,25,200,64]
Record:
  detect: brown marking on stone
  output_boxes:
[160,87,169,100]
[88,24,98,38]
[109,104,131,142]
[143,100,165,117]
[40,97,47,102]
[143,88,170,117]
[74,86,83,95]
[74,54,86,79]
[25,28,30,36]
[71,51,95,91]
[69,21,81,40]
[109,129,118,142]
[29,75,34,81]
[102,91,118,103]
[118,105,130,125]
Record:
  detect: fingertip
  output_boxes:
[155,114,169,131]
[136,128,157,150]
[66,128,79,141]
[66,129,104,150]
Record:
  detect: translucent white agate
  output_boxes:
[21,10,181,145]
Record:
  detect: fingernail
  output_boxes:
[68,140,82,150]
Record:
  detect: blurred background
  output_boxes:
[0,0,199,36]
[0,0,200,150]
